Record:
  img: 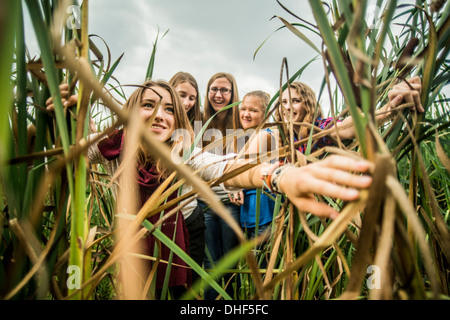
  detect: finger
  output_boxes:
[411,91,424,113]
[229,194,239,205]
[389,89,424,113]
[398,82,422,91]
[317,156,372,173]
[291,197,339,219]
[301,177,363,202]
[390,82,422,97]
[65,95,79,107]
[388,94,403,110]
[46,93,70,108]
[312,166,373,189]
[283,167,365,202]
[237,191,244,205]
[59,84,69,91]
[402,90,421,112]
[406,76,421,85]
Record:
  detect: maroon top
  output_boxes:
[98,129,191,289]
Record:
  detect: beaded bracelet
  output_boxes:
[270,163,296,194]
[261,161,282,193]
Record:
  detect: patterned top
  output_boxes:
[297,117,340,153]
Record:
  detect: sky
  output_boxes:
[24,0,445,115]
[85,0,324,105]
[24,0,329,110]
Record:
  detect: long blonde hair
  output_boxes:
[242,90,271,120]
[276,81,323,139]
[123,80,194,179]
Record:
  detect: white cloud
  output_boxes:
[84,0,325,103]
[24,0,447,116]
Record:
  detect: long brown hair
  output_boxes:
[203,72,241,153]
[123,80,194,179]
[203,72,241,133]
[242,90,271,120]
[275,81,323,140]
[169,71,202,124]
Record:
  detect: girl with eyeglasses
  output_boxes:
[199,72,244,300]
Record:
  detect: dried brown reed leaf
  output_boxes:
[64,226,148,300]
[115,108,145,300]
[58,48,245,240]
[386,175,439,299]
[260,189,369,297]
[395,37,420,77]
[50,26,255,301]
[370,192,396,300]
[263,203,287,289]
[340,153,393,300]
[400,115,450,264]
[5,216,60,299]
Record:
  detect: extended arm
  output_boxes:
[331,76,424,140]
[223,155,372,219]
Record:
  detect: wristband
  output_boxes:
[261,161,282,193]
[270,163,296,194]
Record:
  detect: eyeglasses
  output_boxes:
[209,87,232,95]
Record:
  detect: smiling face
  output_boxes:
[140,85,175,143]
[281,87,307,123]
[208,77,233,112]
[240,95,265,129]
[174,81,197,113]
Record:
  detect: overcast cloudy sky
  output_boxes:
[85,0,323,104]
[25,0,440,113]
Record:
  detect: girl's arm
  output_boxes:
[223,155,372,219]
[331,76,424,140]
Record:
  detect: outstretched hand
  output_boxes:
[45,84,78,111]
[45,83,96,133]
[278,156,373,219]
[387,76,424,113]
[229,191,244,206]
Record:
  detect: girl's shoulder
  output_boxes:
[315,117,341,128]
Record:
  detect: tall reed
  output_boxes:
[0,0,448,300]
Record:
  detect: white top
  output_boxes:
[87,133,239,220]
